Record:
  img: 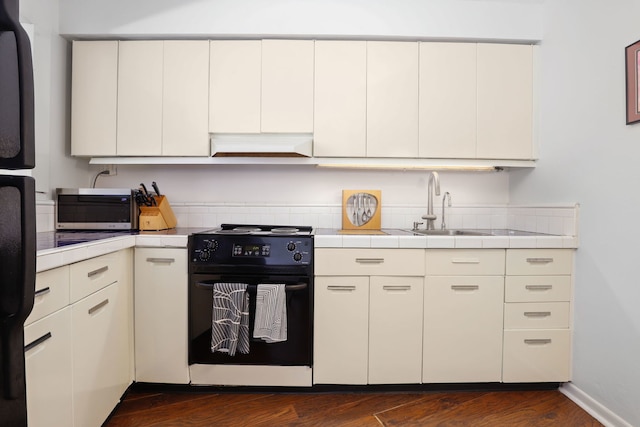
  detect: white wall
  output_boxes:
[510,0,640,425]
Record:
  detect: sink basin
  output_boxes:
[408,229,491,236]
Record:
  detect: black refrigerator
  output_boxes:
[0,0,36,425]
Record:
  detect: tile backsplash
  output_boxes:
[37,200,579,237]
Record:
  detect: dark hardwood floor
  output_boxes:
[105,387,603,426]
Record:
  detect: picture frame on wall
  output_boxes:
[625,39,640,124]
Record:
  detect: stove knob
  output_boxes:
[199,248,211,261]
[293,252,303,262]
[207,240,219,251]
[287,242,296,252]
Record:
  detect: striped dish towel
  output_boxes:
[211,283,250,355]
[253,284,287,343]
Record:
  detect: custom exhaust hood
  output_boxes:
[210,133,313,157]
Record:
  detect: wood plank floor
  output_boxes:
[105,388,603,426]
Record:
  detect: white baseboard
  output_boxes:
[560,383,632,427]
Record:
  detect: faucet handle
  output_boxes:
[421,214,437,221]
[412,221,424,230]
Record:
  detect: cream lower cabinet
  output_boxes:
[25,266,73,427]
[314,249,425,385]
[423,250,506,383]
[134,248,190,384]
[70,249,133,427]
[503,249,573,383]
[369,276,423,384]
[26,249,133,427]
[313,276,369,384]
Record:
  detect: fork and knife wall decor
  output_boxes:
[342,189,382,231]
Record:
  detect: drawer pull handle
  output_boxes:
[524,338,552,345]
[146,257,175,264]
[525,285,553,291]
[383,285,411,291]
[88,298,109,314]
[24,332,52,352]
[526,257,554,264]
[451,258,480,264]
[524,311,552,318]
[327,285,357,291]
[87,265,109,278]
[355,258,384,264]
[34,287,51,297]
[451,285,480,291]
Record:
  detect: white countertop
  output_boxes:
[36,231,193,272]
[314,229,578,250]
[37,228,577,273]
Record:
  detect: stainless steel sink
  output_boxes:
[408,229,491,236]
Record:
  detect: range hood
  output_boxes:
[210,133,313,157]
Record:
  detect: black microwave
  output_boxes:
[55,188,138,230]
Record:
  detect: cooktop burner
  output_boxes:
[206,224,313,236]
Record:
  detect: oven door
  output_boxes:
[189,273,313,367]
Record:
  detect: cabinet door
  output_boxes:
[72,282,130,427]
[71,41,118,156]
[366,41,419,157]
[423,276,504,383]
[25,307,73,427]
[163,41,210,156]
[313,276,369,384]
[477,43,533,160]
[369,276,423,384]
[419,42,476,159]
[261,40,314,132]
[209,40,262,133]
[117,41,164,156]
[314,41,367,157]
[134,248,189,383]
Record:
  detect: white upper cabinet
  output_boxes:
[477,43,534,160]
[419,42,477,159]
[261,40,315,133]
[366,41,419,158]
[71,41,118,156]
[209,40,314,134]
[162,41,210,156]
[209,40,262,133]
[313,41,367,157]
[117,41,164,156]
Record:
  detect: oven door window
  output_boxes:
[189,274,313,366]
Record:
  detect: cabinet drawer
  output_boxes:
[505,276,571,302]
[25,307,73,427]
[504,302,570,329]
[70,251,123,303]
[503,329,571,382]
[426,249,505,275]
[26,266,70,325]
[315,249,424,276]
[506,249,573,275]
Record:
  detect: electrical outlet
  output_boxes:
[107,164,117,176]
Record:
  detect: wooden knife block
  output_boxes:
[139,195,177,231]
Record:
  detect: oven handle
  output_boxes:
[195,282,308,291]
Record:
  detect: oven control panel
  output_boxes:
[189,234,313,266]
